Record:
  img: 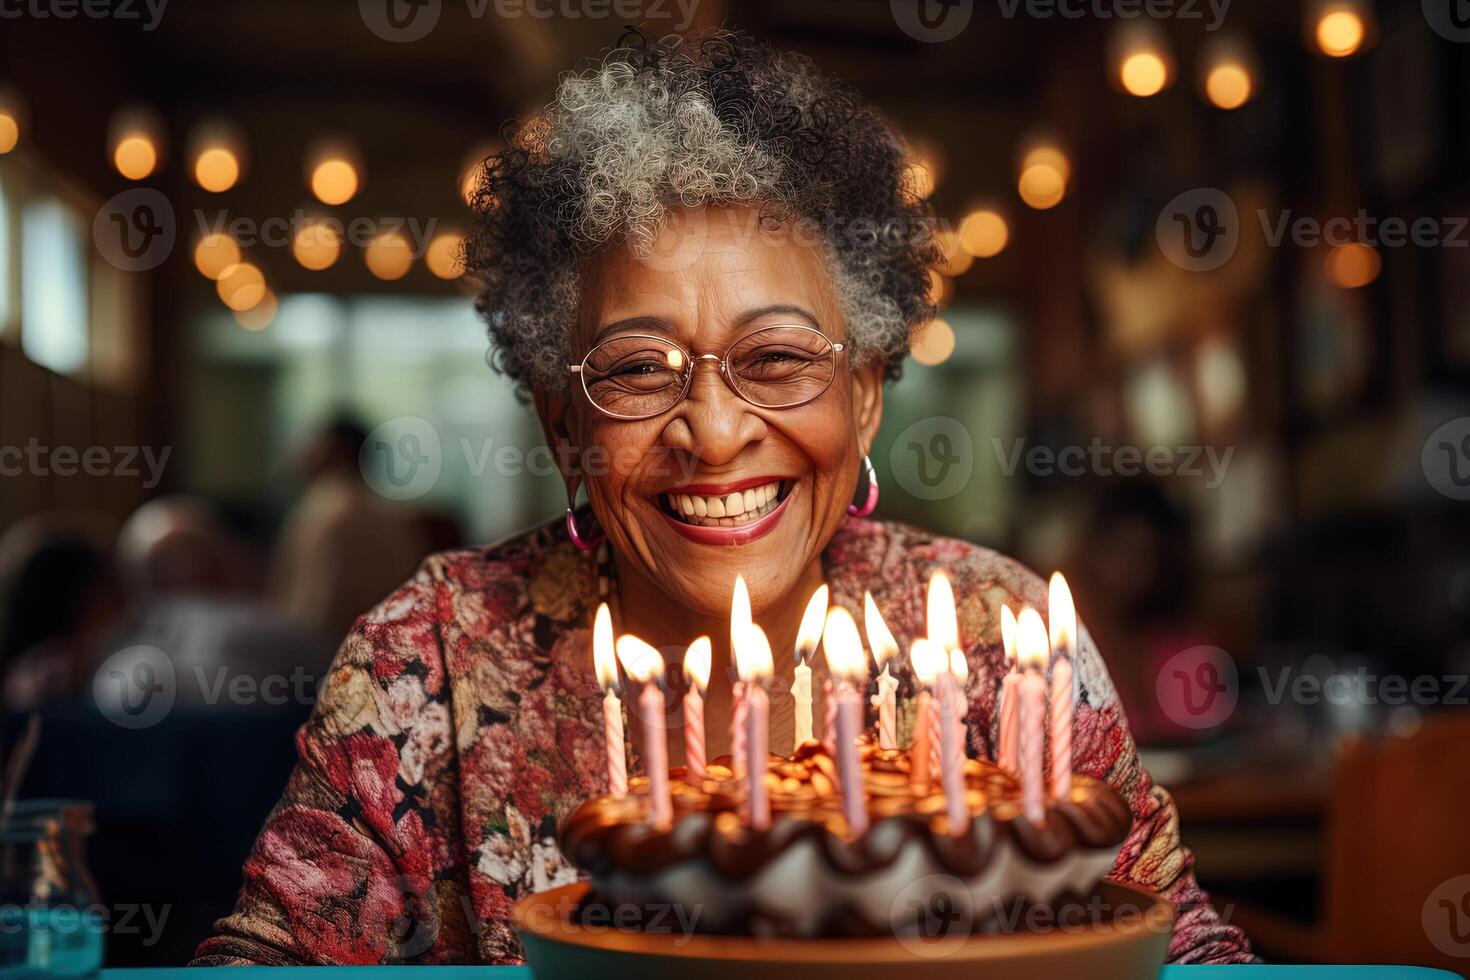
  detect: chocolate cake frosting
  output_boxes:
[559,741,1132,937]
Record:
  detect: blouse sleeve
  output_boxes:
[191,574,475,965]
[1070,623,1257,964]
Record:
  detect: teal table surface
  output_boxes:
[100,967,1465,980]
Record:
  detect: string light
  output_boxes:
[306,139,361,206]
[292,218,342,271]
[109,106,164,181]
[1111,23,1174,98]
[1199,35,1258,110]
[188,119,246,193]
[1017,137,1070,210]
[911,318,956,366]
[216,262,267,312]
[425,232,465,280]
[1310,1,1373,58]
[959,207,1009,258]
[365,230,412,280]
[1325,242,1380,288]
[193,233,241,280]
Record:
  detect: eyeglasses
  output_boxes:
[567,324,846,421]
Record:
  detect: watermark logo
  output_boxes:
[360,0,442,42]
[1424,875,1470,958]
[1156,645,1237,729]
[1423,417,1470,501]
[1423,0,1470,42]
[361,417,443,501]
[892,0,974,43]
[890,874,974,957]
[93,645,175,730]
[93,188,175,272]
[890,416,974,501]
[993,437,1233,488]
[0,0,168,30]
[1156,188,1238,272]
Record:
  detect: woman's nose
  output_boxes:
[659,366,767,466]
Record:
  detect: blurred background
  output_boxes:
[3,0,1470,969]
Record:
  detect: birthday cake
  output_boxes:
[558,740,1130,939]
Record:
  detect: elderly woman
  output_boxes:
[196,31,1252,966]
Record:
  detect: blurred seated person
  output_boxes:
[114,496,332,703]
[268,417,426,644]
[0,516,124,710]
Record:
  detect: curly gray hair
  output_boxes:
[464,29,939,397]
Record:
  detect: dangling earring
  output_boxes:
[566,481,605,550]
[847,453,879,518]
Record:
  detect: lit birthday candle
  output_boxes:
[592,603,627,798]
[864,592,900,750]
[792,585,828,751]
[908,639,936,792]
[998,604,1020,773]
[1048,572,1076,800]
[820,606,869,835]
[733,614,774,831]
[926,570,967,762]
[683,636,711,782]
[1016,607,1049,826]
[730,576,751,779]
[615,635,671,827]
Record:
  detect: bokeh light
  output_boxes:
[936,230,973,277]
[959,208,1009,258]
[193,234,241,280]
[216,262,267,311]
[365,231,413,280]
[1315,8,1366,58]
[113,136,158,181]
[233,289,278,331]
[194,147,241,193]
[1120,52,1170,97]
[0,112,18,154]
[425,232,465,280]
[1325,242,1381,288]
[910,318,956,366]
[292,219,343,271]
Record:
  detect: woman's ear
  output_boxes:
[850,359,886,456]
[532,385,578,481]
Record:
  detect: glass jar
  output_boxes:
[0,801,103,979]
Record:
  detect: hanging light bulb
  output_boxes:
[306,138,362,206]
[1110,22,1175,98]
[109,106,165,181]
[188,118,246,193]
[0,85,25,155]
[1016,133,1070,210]
[1199,35,1259,110]
[1308,0,1374,58]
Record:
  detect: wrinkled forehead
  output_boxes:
[574,206,846,354]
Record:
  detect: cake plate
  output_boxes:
[515,880,1174,980]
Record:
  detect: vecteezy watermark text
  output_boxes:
[359,0,701,43]
[0,440,170,489]
[992,438,1234,488]
[0,0,167,30]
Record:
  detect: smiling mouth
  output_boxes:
[658,480,792,528]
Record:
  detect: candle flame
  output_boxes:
[1000,604,1017,665]
[927,570,959,652]
[1048,571,1076,657]
[684,636,711,692]
[733,620,774,682]
[731,575,751,656]
[795,584,828,665]
[820,606,866,681]
[863,592,900,669]
[1016,607,1049,671]
[593,602,619,691]
[950,647,969,683]
[615,634,665,684]
[909,638,948,686]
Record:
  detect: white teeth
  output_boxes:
[665,481,785,527]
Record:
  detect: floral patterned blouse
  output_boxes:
[193,514,1253,965]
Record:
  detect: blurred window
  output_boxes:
[21,197,88,375]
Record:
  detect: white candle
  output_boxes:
[1016,607,1049,826]
[747,680,770,829]
[683,636,711,782]
[793,585,828,751]
[909,640,943,792]
[822,607,869,835]
[616,635,671,827]
[937,669,968,834]
[864,592,900,750]
[1048,573,1075,800]
[592,604,626,797]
